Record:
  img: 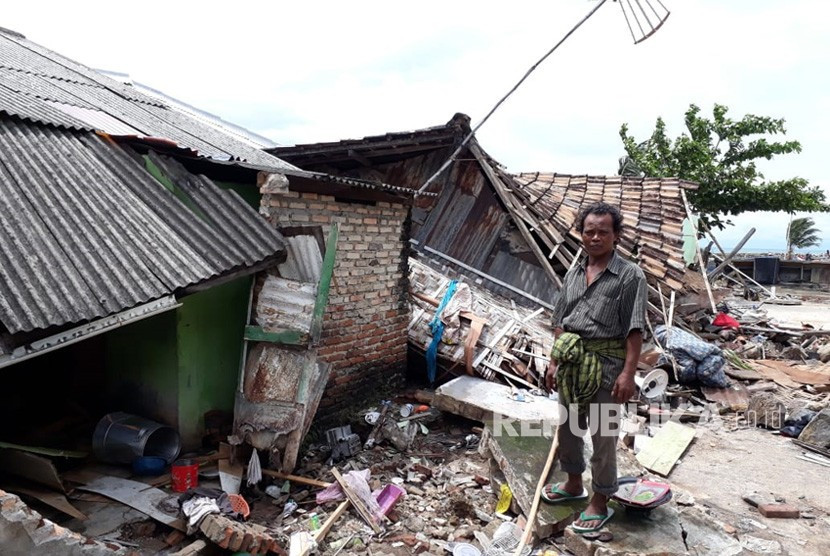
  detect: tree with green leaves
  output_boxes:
[786,216,822,258]
[619,104,829,229]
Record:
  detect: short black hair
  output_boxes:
[575,202,623,234]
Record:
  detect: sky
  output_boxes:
[5,0,830,252]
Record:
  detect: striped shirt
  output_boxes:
[552,251,648,389]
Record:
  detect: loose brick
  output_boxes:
[758,503,800,518]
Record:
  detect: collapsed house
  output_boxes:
[270,115,700,387]
[0,25,430,552]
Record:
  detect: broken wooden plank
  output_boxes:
[751,361,830,388]
[313,499,350,543]
[635,421,696,476]
[260,469,331,489]
[78,476,186,532]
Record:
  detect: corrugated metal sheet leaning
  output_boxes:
[0,118,285,336]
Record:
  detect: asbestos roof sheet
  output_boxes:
[0,29,294,171]
[0,118,285,334]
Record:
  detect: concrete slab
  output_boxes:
[563,504,742,556]
[486,422,579,539]
[434,376,559,424]
[485,424,739,553]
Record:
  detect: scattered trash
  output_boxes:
[282,499,298,518]
[452,542,482,556]
[495,483,512,515]
[326,426,362,461]
[376,483,406,515]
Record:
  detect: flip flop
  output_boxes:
[571,508,615,533]
[540,483,589,504]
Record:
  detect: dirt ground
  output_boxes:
[759,285,830,329]
[669,420,830,555]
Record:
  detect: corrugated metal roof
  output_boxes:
[0,30,295,171]
[0,118,285,334]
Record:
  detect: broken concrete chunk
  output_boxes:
[798,408,830,449]
[742,492,764,508]
[746,392,786,429]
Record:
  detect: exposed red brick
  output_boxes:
[758,503,800,518]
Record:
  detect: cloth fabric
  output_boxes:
[557,388,622,496]
[247,448,262,486]
[712,312,740,329]
[178,487,240,522]
[552,251,647,389]
[181,497,221,534]
[439,281,471,344]
[654,325,729,387]
[551,332,625,411]
[426,280,458,384]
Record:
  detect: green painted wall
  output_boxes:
[104,310,179,427]
[101,163,261,449]
[215,180,261,209]
[175,276,252,447]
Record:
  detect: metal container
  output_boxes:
[92,412,181,464]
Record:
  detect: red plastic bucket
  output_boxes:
[171,459,199,492]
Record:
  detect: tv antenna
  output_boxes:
[415,0,671,196]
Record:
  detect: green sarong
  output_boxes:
[551,332,626,411]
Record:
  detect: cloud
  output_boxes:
[4,0,828,252]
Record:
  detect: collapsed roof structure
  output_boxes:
[271,114,700,386]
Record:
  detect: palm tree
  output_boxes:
[786,216,822,258]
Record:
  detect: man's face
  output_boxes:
[580,213,618,257]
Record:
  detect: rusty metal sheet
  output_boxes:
[701,383,751,411]
[244,344,313,403]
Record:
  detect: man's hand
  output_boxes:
[545,359,558,393]
[611,372,636,403]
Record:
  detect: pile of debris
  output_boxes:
[409,258,552,389]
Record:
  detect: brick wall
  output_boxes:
[260,189,410,422]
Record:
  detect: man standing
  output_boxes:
[542,202,647,534]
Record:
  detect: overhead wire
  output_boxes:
[414,0,610,196]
